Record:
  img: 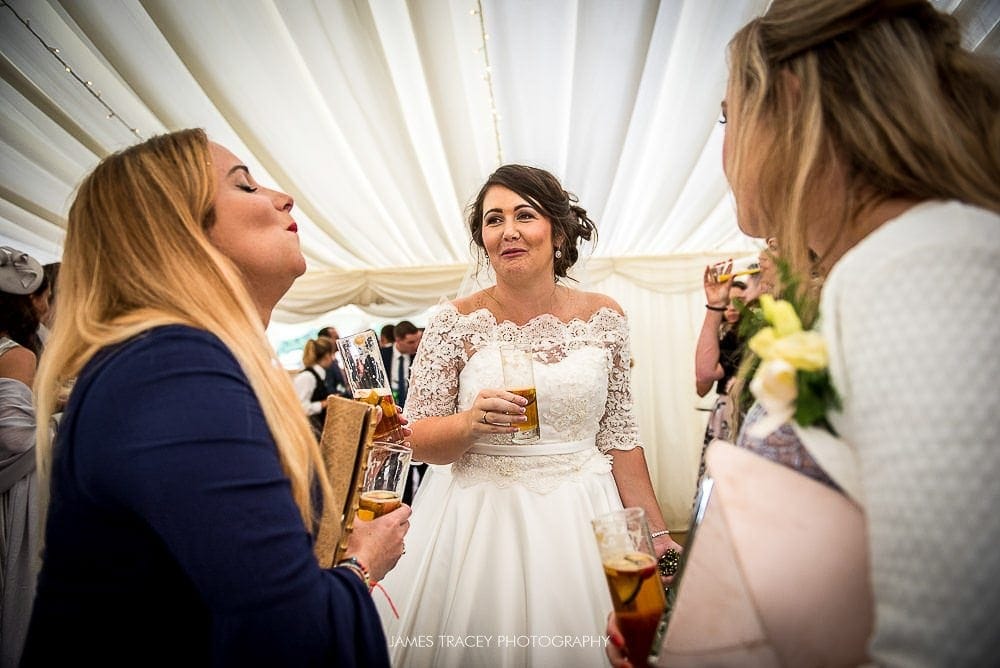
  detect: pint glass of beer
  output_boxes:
[499,345,540,443]
[337,329,406,443]
[357,441,412,520]
[592,508,666,665]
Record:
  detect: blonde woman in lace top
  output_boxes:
[375,165,679,667]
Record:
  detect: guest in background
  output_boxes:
[381,320,419,409]
[692,269,747,496]
[33,262,59,347]
[382,320,423,503]
[24,129,409,666]
[317,326,351,398]
[0,246,44,668]
[378,324,395,348]
[294,337,334,437]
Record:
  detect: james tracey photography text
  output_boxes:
[389,635,610,649]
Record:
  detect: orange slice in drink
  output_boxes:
[604,552,657,606]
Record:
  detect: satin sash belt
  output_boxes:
[467,436,596,457]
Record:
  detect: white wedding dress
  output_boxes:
[376,304,642,667]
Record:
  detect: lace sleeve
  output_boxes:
[596,310,641,454]
[403,306,466,422]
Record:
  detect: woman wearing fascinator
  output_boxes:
[376,164,681,666]
[0,246,45,667]
[609,0,1000,666]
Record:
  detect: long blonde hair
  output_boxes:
[35,129,331,531]
[726,0,1000,300]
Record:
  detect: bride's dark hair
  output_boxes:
[467,164,597,279]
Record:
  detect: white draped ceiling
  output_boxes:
[2,0,996,527]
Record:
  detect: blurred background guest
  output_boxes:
[32,263,60,349]
[294,337,335,437]
[381,320,419,409]
[0,246,44,668]
[381,320,423,503]
[317,326,351,398]
[692,268,747,496]
[378,324,395,348]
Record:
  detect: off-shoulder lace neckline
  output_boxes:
[446,303,624,328]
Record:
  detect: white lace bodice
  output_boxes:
[405,304,640,492]
[407,303,640,449]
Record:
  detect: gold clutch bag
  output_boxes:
[653,440,873,667]
[312,395,377,568]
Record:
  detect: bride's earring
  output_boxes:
[554,248,563,259]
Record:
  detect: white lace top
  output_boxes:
[405,304,641,492]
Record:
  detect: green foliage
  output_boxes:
[794,369,841,431]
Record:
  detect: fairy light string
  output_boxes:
[1,1,144,139]
[471,0,502,165]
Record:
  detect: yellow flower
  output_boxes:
[748,327,778,360]
[770,331,828,371]
[748,297,827,371]
[759,294,802,337]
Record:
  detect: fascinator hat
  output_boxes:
[0,246,44,295]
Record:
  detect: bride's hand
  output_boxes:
[470,390,527,434]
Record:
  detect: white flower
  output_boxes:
[748,358,797,438]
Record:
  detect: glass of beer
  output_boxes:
[358,441,411,520]
[337,329,406,443]
[499,345,540,443]
[592,507,666,665]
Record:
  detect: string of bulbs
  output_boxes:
[1,0,144,140]
[471,1,503,166]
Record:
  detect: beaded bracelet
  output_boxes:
[651,529,671,539]
[336,556,372,590]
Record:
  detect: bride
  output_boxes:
[376,164,681,666]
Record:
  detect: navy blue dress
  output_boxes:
[23,326,389,667]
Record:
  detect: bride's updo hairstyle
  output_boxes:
[467,164,598,279]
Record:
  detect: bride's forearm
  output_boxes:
[611,447,668,533]
[408,414,475,464]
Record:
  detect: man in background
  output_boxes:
[379,324,395,348]
[381,320,425,503]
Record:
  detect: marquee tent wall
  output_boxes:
[2,0,996,528]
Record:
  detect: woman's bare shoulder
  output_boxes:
[0,344,37,387]
[573,289,625,318]
[452,290,493,317]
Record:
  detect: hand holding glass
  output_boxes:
[337,329,406,443]
[712,256,760,283]
[357,442,411,520]
[499,345,540,443]
[592,507,666,665]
